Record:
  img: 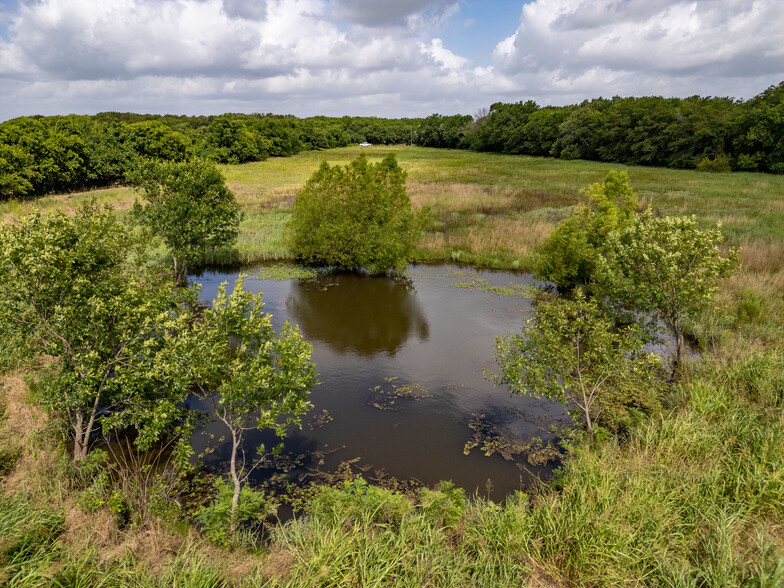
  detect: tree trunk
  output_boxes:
[577,366,594,444]
[673,316,684,379]
[73,393,102,461]
[229,429,241,540]
[73,410,86,460]
[582,402,594,443]
[173,255,188,287]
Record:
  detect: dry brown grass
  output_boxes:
[260,547,296,582]
[0,373,41,453]
[409,182,574,217]
[525,558,570,588]
[60,506,268,580]
[229,183,297,212]
[727,271,784,297]
[0,369,54,498]
[465,216,555,257]
[409,182,512,211]
[0,187,136,226]
[418,214,556,262]
[736,238,784,274]
[409,180,564,264]
[0,368,273,583]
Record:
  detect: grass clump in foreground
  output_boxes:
[1,147,784,585]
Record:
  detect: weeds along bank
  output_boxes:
[1,148,784,585]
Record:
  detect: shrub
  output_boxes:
[195,477,276,547]
[597,210,741,370]
[490,289,663,440]
[286,154,418,274]
[696,154,732,172]
[535,170,637,290]
[130,158,243,285]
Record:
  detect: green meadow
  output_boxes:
[2,147,784,585]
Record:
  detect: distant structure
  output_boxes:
[359,142,371,147]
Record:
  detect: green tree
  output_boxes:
[536,170,638,290]
[286,154,418,274]
[734,82,784,173]
[171,276,316,537]
[0,142,36,198]
[126,120,192,162]
[0,204,185,460]
[130,159,243,285]
[197,114,260,164]
[491,290,661,441]
[597,210,741,371]
[81,120,136,186]
[0,116,89,196]
[552,103,605,160]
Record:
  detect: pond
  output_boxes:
[188,263,570,501]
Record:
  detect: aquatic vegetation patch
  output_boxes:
[254,263,319,281]
[307,409,333,430]
[366,377,431,411]
[463,413,561,466]
[451,278,531,298]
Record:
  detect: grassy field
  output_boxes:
[4,145,783,272]
[220,145,784,272]
[2,147,784,585]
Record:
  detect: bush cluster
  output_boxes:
[286,154,419,274]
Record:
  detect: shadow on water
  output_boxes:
[188,263,571,503]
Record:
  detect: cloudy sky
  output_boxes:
[1,0,783,121]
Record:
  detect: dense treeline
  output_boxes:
[0,112,421,199]
[466,82,784,173]
[1,81,782,198]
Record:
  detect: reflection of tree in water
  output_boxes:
[287,273,429,356]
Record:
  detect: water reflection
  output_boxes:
[287,273,429,357]
[190,263,569,501]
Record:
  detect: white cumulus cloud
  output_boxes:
[494,0,784,102]
[0,0,782,119]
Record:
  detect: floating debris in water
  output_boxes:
[308,408,333,430]
[366,377,431,411]
[463,413,560,466]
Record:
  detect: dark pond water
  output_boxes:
[188,263,570,501]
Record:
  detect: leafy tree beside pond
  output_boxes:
[518,171,740,440]
[491,290,663,441]
[535,170,638,290]
[130,158,243,286]
[0,203,186,460]
[169,276,316,539]
[286,154,419,274]
[597,210,741,372]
